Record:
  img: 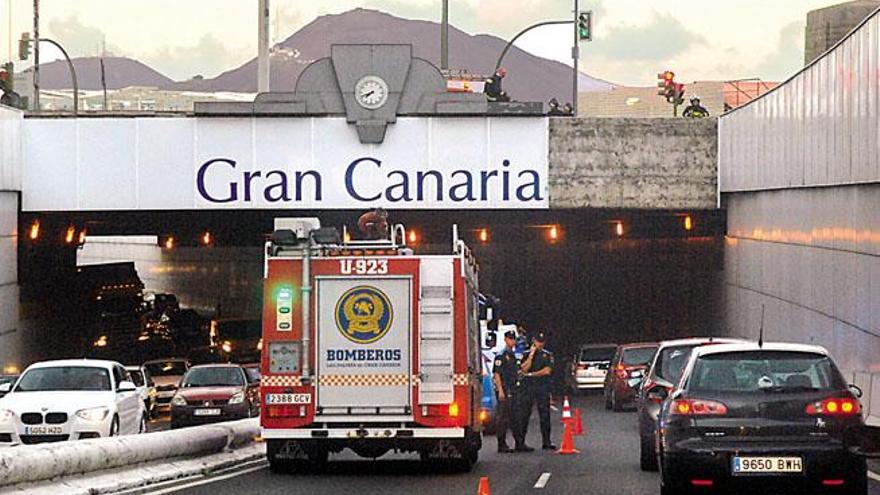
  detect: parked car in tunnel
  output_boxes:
[657,342,873,494]
[125,365,157,420]
[143,358,190,411]
[638,337,744,471]
[571,344,617,392]
[0,359,146,444]
[170,364,259,429]
[604,342,658,411]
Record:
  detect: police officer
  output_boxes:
[492,330,520,453]
[518,332,556,450]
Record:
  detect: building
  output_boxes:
[805,0,880,64]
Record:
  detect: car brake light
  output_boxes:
[670,399,727,416]
[822,480,845,486]
[806,398,860,416]
[691,479,714,487]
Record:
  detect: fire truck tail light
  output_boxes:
[448,402,460,418]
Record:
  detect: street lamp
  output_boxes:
[20,32,79,114]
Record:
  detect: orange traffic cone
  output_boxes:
[561,396,573,423]
[556,421,580,455]
[477,476,491,495]
[573,408,584,436]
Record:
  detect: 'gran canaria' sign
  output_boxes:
[335,286,394,345]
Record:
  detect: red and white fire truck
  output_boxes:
[260,217,483,472]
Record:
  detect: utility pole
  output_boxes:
[440,0,449,70]
[572,0,579,116]
[257,0,270,93]
[32,0,39,111]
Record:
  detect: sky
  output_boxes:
[0,0,851,86]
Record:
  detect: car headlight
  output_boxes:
[0,409,14,424]
[75,406,110,422]
[221,341,233,354]
[229,391,245,405]
[171,395,188,407]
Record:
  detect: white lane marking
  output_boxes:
[145,463,268,494]
[534,472,552,489]
[869,470,880,482]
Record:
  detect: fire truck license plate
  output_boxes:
[266,393,311,405]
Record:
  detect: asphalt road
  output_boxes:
[170,394,880,495]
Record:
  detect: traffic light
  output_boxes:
[577,11,593,41]
[673,83,686,106]
[657,71,675,99]
[19,33,31,61]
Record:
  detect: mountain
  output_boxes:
[171,8,615,101]
[23,56,174,91]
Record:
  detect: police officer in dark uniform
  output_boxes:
[518,332,556,450]
[492,330,521,453]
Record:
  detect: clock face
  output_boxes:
[355,76,389,110]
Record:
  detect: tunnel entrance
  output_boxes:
[17,209,725,366]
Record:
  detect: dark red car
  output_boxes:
[170,364,259,429]
[603,343,658,412]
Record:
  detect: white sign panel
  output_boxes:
[22,116,549,211]
[316,277,411,408]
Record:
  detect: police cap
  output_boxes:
[533,332,547,343]
[503,330,517,340]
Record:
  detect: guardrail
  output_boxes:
[853,372,880,425]
[0,418,259,487]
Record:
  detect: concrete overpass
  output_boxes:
[0,44,719,369]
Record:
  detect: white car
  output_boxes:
[143,358,190,411]
[125,365,157,420]
[0,359,146,445]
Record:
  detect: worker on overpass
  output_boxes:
[485,67,510,102]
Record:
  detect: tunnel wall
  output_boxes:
[549,117,717,209]
[0,105,22,372]
[719,7,880,380]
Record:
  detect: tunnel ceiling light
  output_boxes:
[408,229,418,244]
[164,236,175,250]
[65,226,76,244]
[28,220,40,241]
[202,231,212,246]
[548,225,559,242]
[684,214,693,231]
[77,229,87,245]
[479,228,489,243]
[343,229,351,244]
[615,221,624,237]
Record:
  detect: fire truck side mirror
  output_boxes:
[271,229,298,246]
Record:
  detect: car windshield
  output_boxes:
[689,351,846,393]
[15,366,111,392]
[580,347,616,362]
[622,347,658,366]
[145,361,187,377]
[128,370,145,387]
[182,367,244,388]
[654,345,697,384]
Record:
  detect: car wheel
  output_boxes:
[660,453,691,495]
[640,433,658,471]
[845,472,868,495]
[267,439,292,474]
[138,413,147,434]
[109,416,120,437]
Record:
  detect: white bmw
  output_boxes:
[0,359,146,445]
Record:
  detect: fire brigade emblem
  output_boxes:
[335,286,394,344]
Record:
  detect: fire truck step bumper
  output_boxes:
[262,427,465,440]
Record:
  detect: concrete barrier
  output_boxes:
[0,418,259,487]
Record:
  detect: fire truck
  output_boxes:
[260,217,483,472]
